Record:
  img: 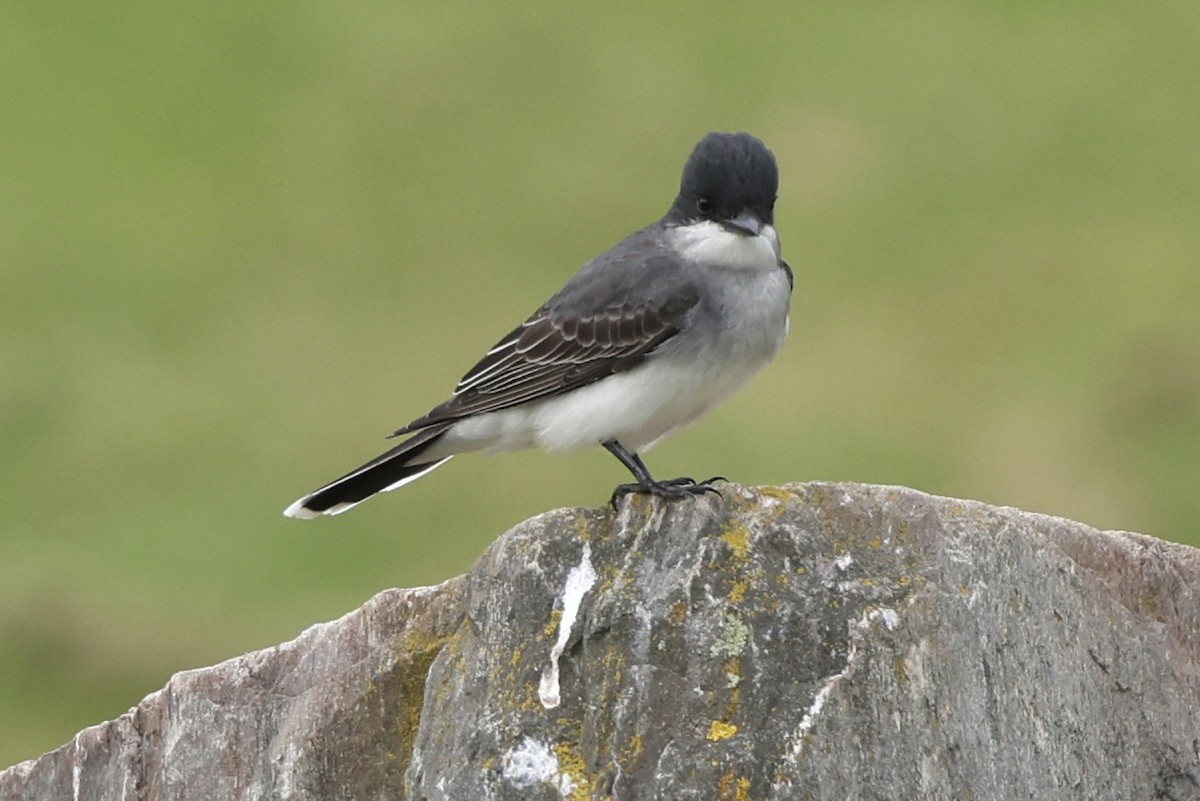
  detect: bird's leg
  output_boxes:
[603,440,723,507]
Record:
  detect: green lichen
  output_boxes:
[893,654,908,685]
[1135,588,1159,617]
[712,612,750,658]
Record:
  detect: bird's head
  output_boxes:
[667,132,779,237]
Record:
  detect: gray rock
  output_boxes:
[3,483,1199,801]
[0,579,466,801]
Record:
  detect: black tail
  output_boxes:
[283,423,453,518]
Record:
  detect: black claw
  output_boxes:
[608,476,724,509]
[658,476,697,487]
[609,482,643,508]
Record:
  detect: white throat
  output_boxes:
[669,220,780,272]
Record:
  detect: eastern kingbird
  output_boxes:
[285,131,791,518]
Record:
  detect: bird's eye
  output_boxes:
[696,197,713,216]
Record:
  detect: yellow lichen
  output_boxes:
[621,732,644,767]
[757,485,794,504]
[571,515,594,542]
[720,524,751,560]
[720,655,743,719]
[389,624,458,780]
[543,609,562,638]
[707,720,738,741]
[728,577,751,604]
[552,741,593,801]
[716,769,752,801]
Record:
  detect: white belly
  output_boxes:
[529,353,769,452]
[435,352,764,455]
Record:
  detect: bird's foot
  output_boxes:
[609,476,725,508]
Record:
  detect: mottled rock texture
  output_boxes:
[3,483,1199,801]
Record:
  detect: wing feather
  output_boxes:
[392,230,702,436]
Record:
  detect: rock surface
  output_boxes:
[2,482,1199,800]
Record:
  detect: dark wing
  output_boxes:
[394,229,699,435]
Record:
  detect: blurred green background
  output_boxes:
[2,1,1198,767]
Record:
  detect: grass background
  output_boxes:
[2,1,1198,767]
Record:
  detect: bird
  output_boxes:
[284,131,792,518]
